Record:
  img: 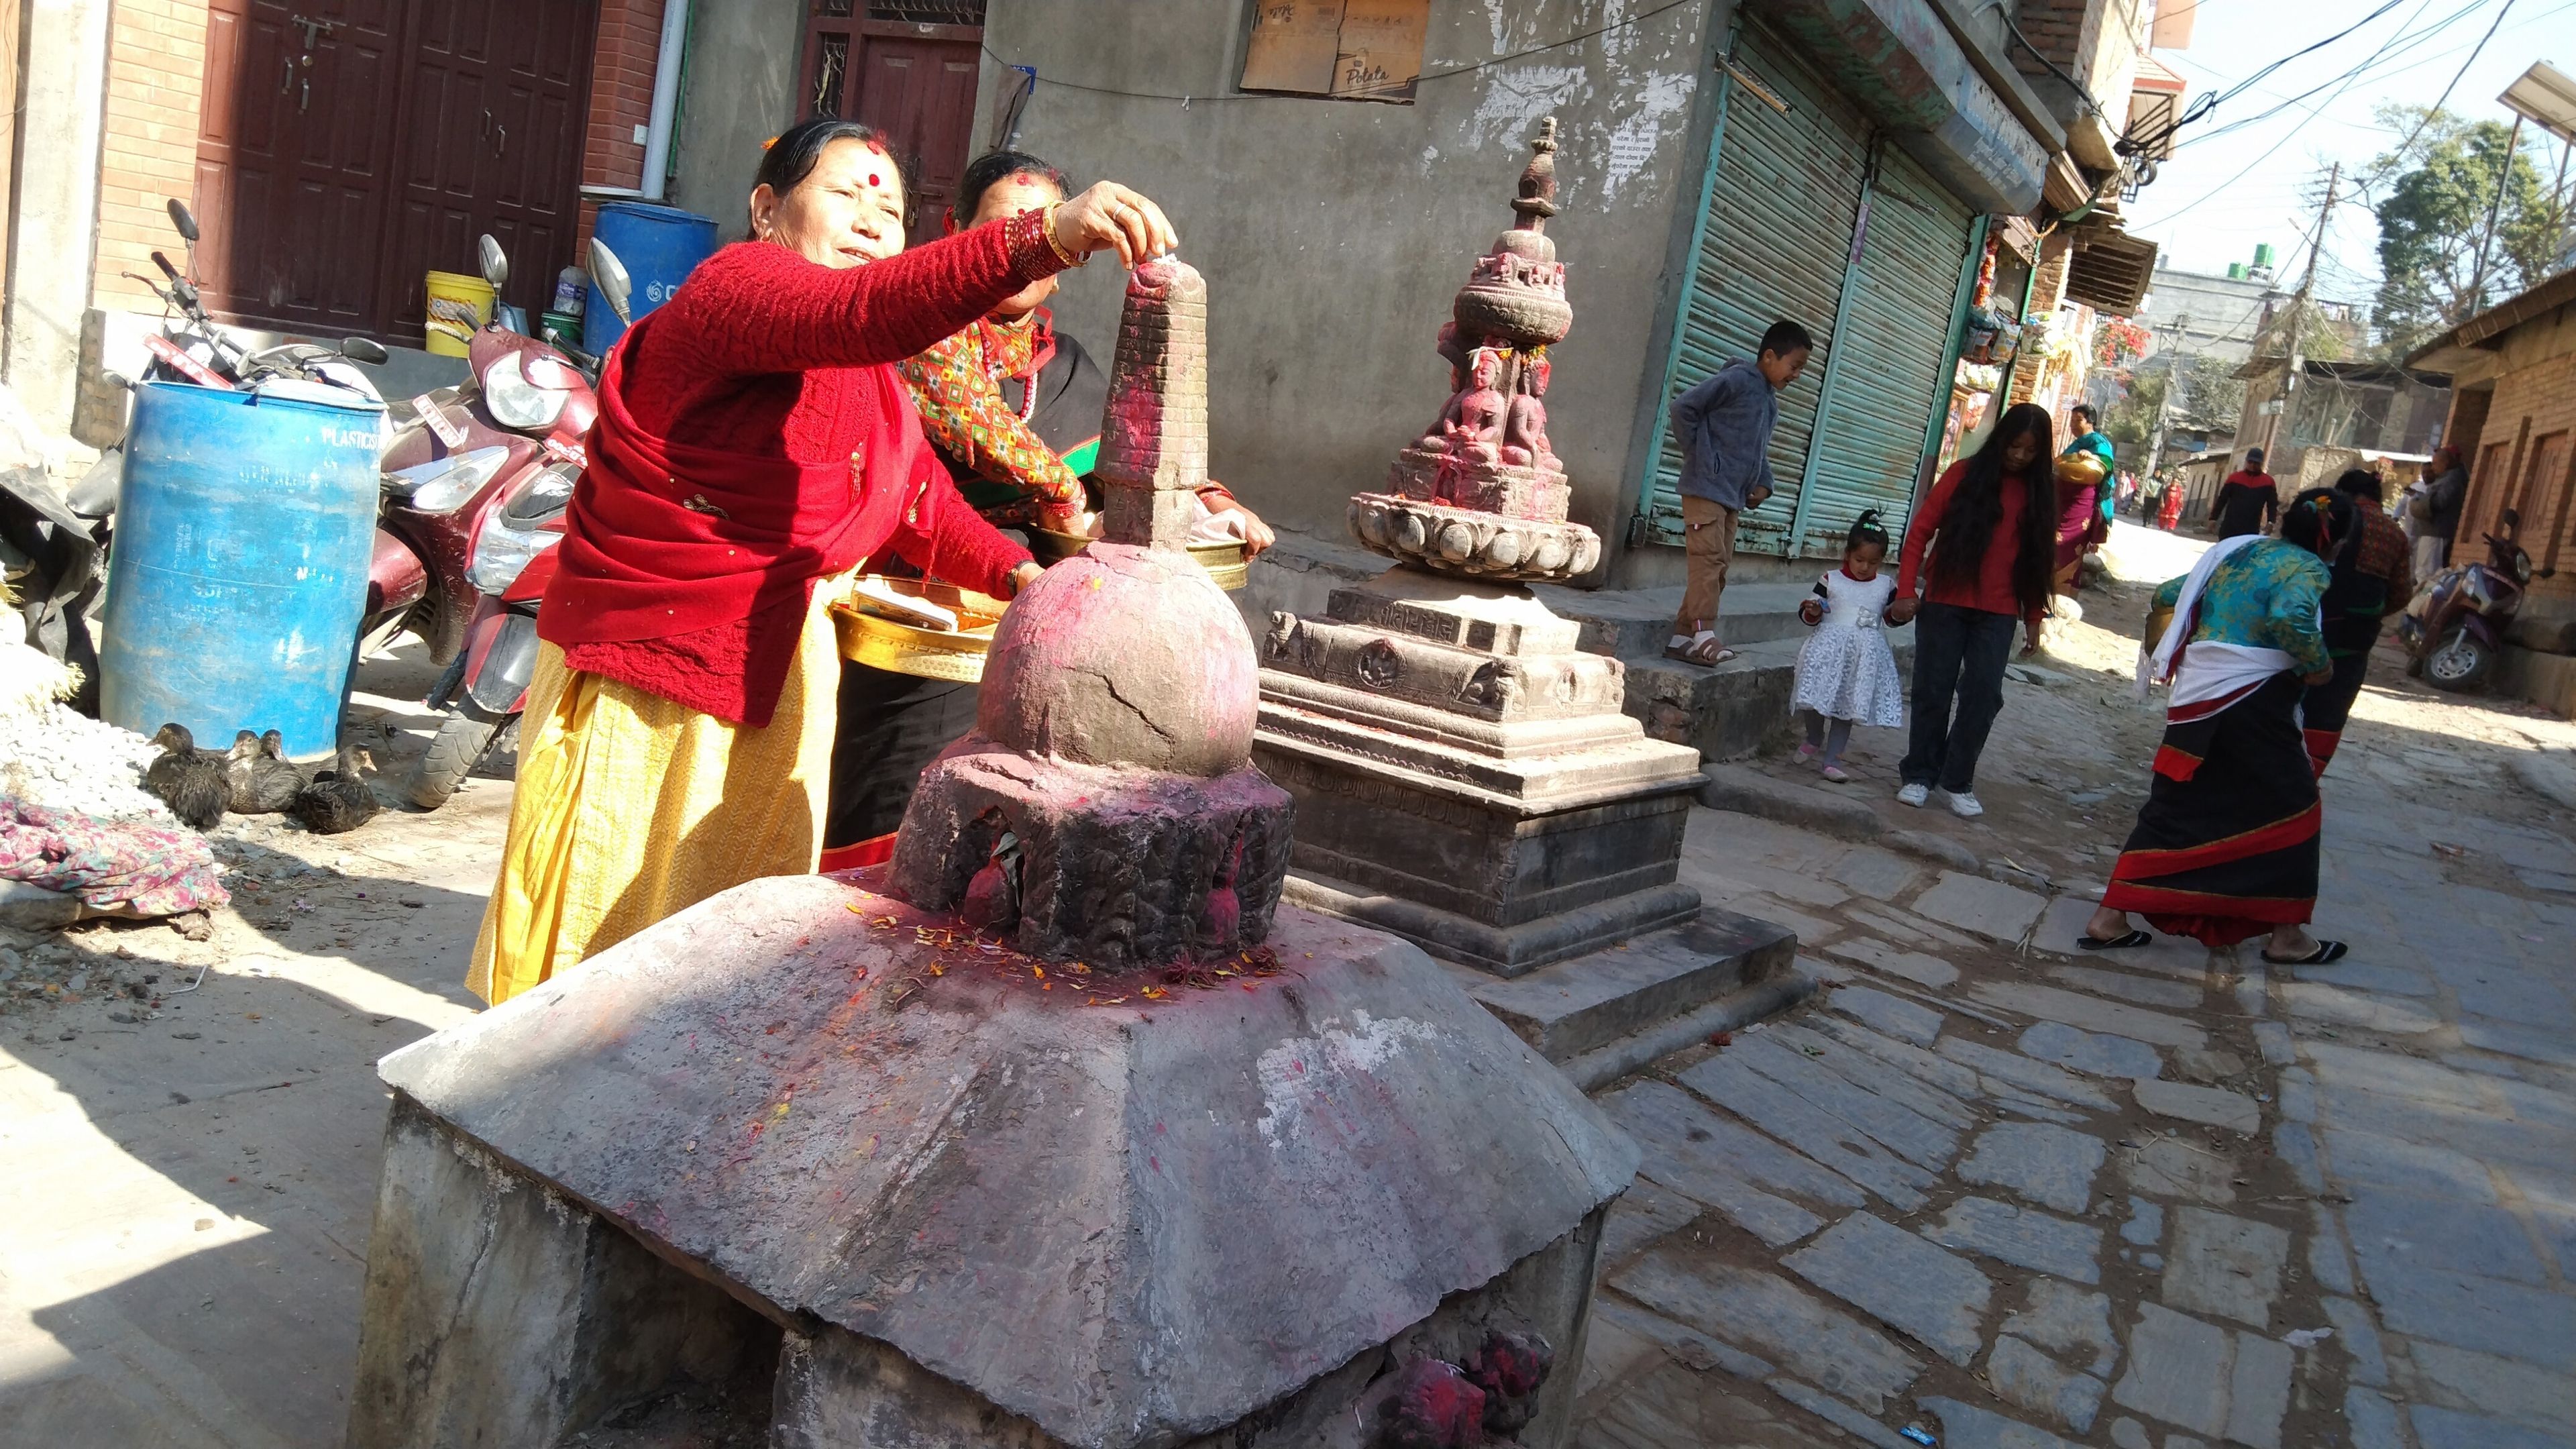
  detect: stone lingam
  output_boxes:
[343,258,1639,1449]
[1257,121,1777,987]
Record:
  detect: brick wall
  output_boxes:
[2457,355,2576,612]
[580,0,668,255]
[93,0,209,312]
[2010,0,2099,79]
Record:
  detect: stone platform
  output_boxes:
[1258,567,1708,976]
[346,871,1639,1449]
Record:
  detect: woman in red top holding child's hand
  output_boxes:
[1886,402,2057,820]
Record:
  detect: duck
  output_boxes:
[288,745,381,835]
[225,729,303,814]
[144,723,229,830]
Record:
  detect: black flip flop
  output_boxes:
[2262,940,2349,965]
[2078,930,2152,951]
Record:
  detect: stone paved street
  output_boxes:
[1572,525,2576,1449]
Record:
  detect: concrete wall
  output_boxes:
[975,0,1726,587]
[6,0,112,437]
[662,0,804,238]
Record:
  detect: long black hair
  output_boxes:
[1929,401,2056,615]
[751,118,905,227]
[2284,487,2354,559]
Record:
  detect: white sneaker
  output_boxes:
[1896,783,1930,807]
[1947,791,1985,818]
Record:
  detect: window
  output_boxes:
[1240,0,1430,103]
[801,1,985,122]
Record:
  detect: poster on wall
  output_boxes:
[1241,0,1428,102]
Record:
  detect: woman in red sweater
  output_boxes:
[1888,402,2057,818]
[469,117,1177,1005]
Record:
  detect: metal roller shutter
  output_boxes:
[1640,25,1868,555]
[1788,145,1978,557]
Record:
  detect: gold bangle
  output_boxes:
[1038,202,1084,268]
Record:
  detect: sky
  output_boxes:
[2126,0,2576,309]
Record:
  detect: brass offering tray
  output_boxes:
[1028,527,1248,592]
[832,578,1007,682]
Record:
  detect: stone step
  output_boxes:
[1618,629,1917,763]
[1454,908,1806,1090]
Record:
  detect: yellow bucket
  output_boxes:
[423,270,495,356]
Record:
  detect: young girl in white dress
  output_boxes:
[1792,511,1906,782]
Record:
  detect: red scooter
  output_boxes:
[374,235,626,807]
[2398,512,2550,692]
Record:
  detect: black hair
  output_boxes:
[957,149,1070,224]
[2070,403,2096,427]
[1760,319,1814,360]
[1845,508,1890,559]
[754,117,905,210]
[2332,468,2383,504]
[1928,402,2057,614]
[2284,487,2354,557]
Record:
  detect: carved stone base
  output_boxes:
[1387,445,1572,521]
[1348,493,1601,582]
[890,736,1293,969]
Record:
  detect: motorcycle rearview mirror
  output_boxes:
[587,239,633,325]
[166,199,200,244]
[476,234,509,293]
[341,337,390,366]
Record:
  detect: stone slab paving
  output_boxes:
[1575,773,2576,1449]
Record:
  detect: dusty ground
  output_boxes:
[1,522,2569,1446]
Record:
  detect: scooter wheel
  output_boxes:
[405,712,503,810]
[2424,627,2493,692]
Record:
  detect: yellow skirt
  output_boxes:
[467,576,853,1006]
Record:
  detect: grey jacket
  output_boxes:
[2425,466,2468,541]
[1669,358,1778,511]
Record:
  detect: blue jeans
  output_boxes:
[1901,602,2017,793]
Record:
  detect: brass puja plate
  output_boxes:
[1028,528,1248,592]
[831,578,1008,682]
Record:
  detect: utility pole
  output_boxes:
[2265,162,2339,467]
[2146,316,2185,475]
[2467,113,2527,317]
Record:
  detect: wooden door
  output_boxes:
[800,8,983,247]
[196,0,407,332]
[380,0,594,332]
[847,36,979,245]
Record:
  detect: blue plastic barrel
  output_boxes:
[100,382,385,761]
[584,201,720,354]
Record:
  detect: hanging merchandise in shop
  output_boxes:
[1638,22,1981,560]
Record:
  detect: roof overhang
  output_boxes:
[2062,223,2157,313]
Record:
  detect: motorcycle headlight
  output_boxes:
[468,516,556,594]
[499,462,579,527]
[2515,551,2532,585]
[390,444,510,513]
[482,350,566,432]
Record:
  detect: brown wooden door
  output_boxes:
[195,0,407,332]
[847,36,979,246]
[379,0,594,333]
[800,10,983,248]
[195,0,591,340]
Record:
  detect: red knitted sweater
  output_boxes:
[547,217,1062,724]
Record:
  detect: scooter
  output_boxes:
[2399,513,2551,692]
[396,237,634,808]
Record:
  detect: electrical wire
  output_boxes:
[980,0,1697,105]
[2125,0,2416,156]
[2351,0,2522,200]
[2178,0,2487,148]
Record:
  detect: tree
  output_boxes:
[2369,105,2567,356]
[2100,354,2243,467]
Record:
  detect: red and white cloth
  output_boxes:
[2136,534,2310,722]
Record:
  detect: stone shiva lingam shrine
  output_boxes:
[1255,121,1801,1071]
[343,258,1639,1449]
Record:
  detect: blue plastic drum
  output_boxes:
[101,382,385,761]
[584,201,720,354]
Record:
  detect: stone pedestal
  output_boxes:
[346,872,1638,1448]
[1257,566,1707,975]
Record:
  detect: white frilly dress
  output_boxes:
[1791,568,1905,728]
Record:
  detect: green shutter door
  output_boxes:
[1786,146,1978,557]
[1640,25,1869,556]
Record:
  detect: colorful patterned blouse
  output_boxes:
[897,312,1086,519]
[2152,537,2330,678]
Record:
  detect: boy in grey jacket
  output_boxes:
[1666,319,1812,665]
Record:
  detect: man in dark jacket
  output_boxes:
[2212,448,2279,538]
[1664,319,1811,665]
[2415,445,2469,576]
